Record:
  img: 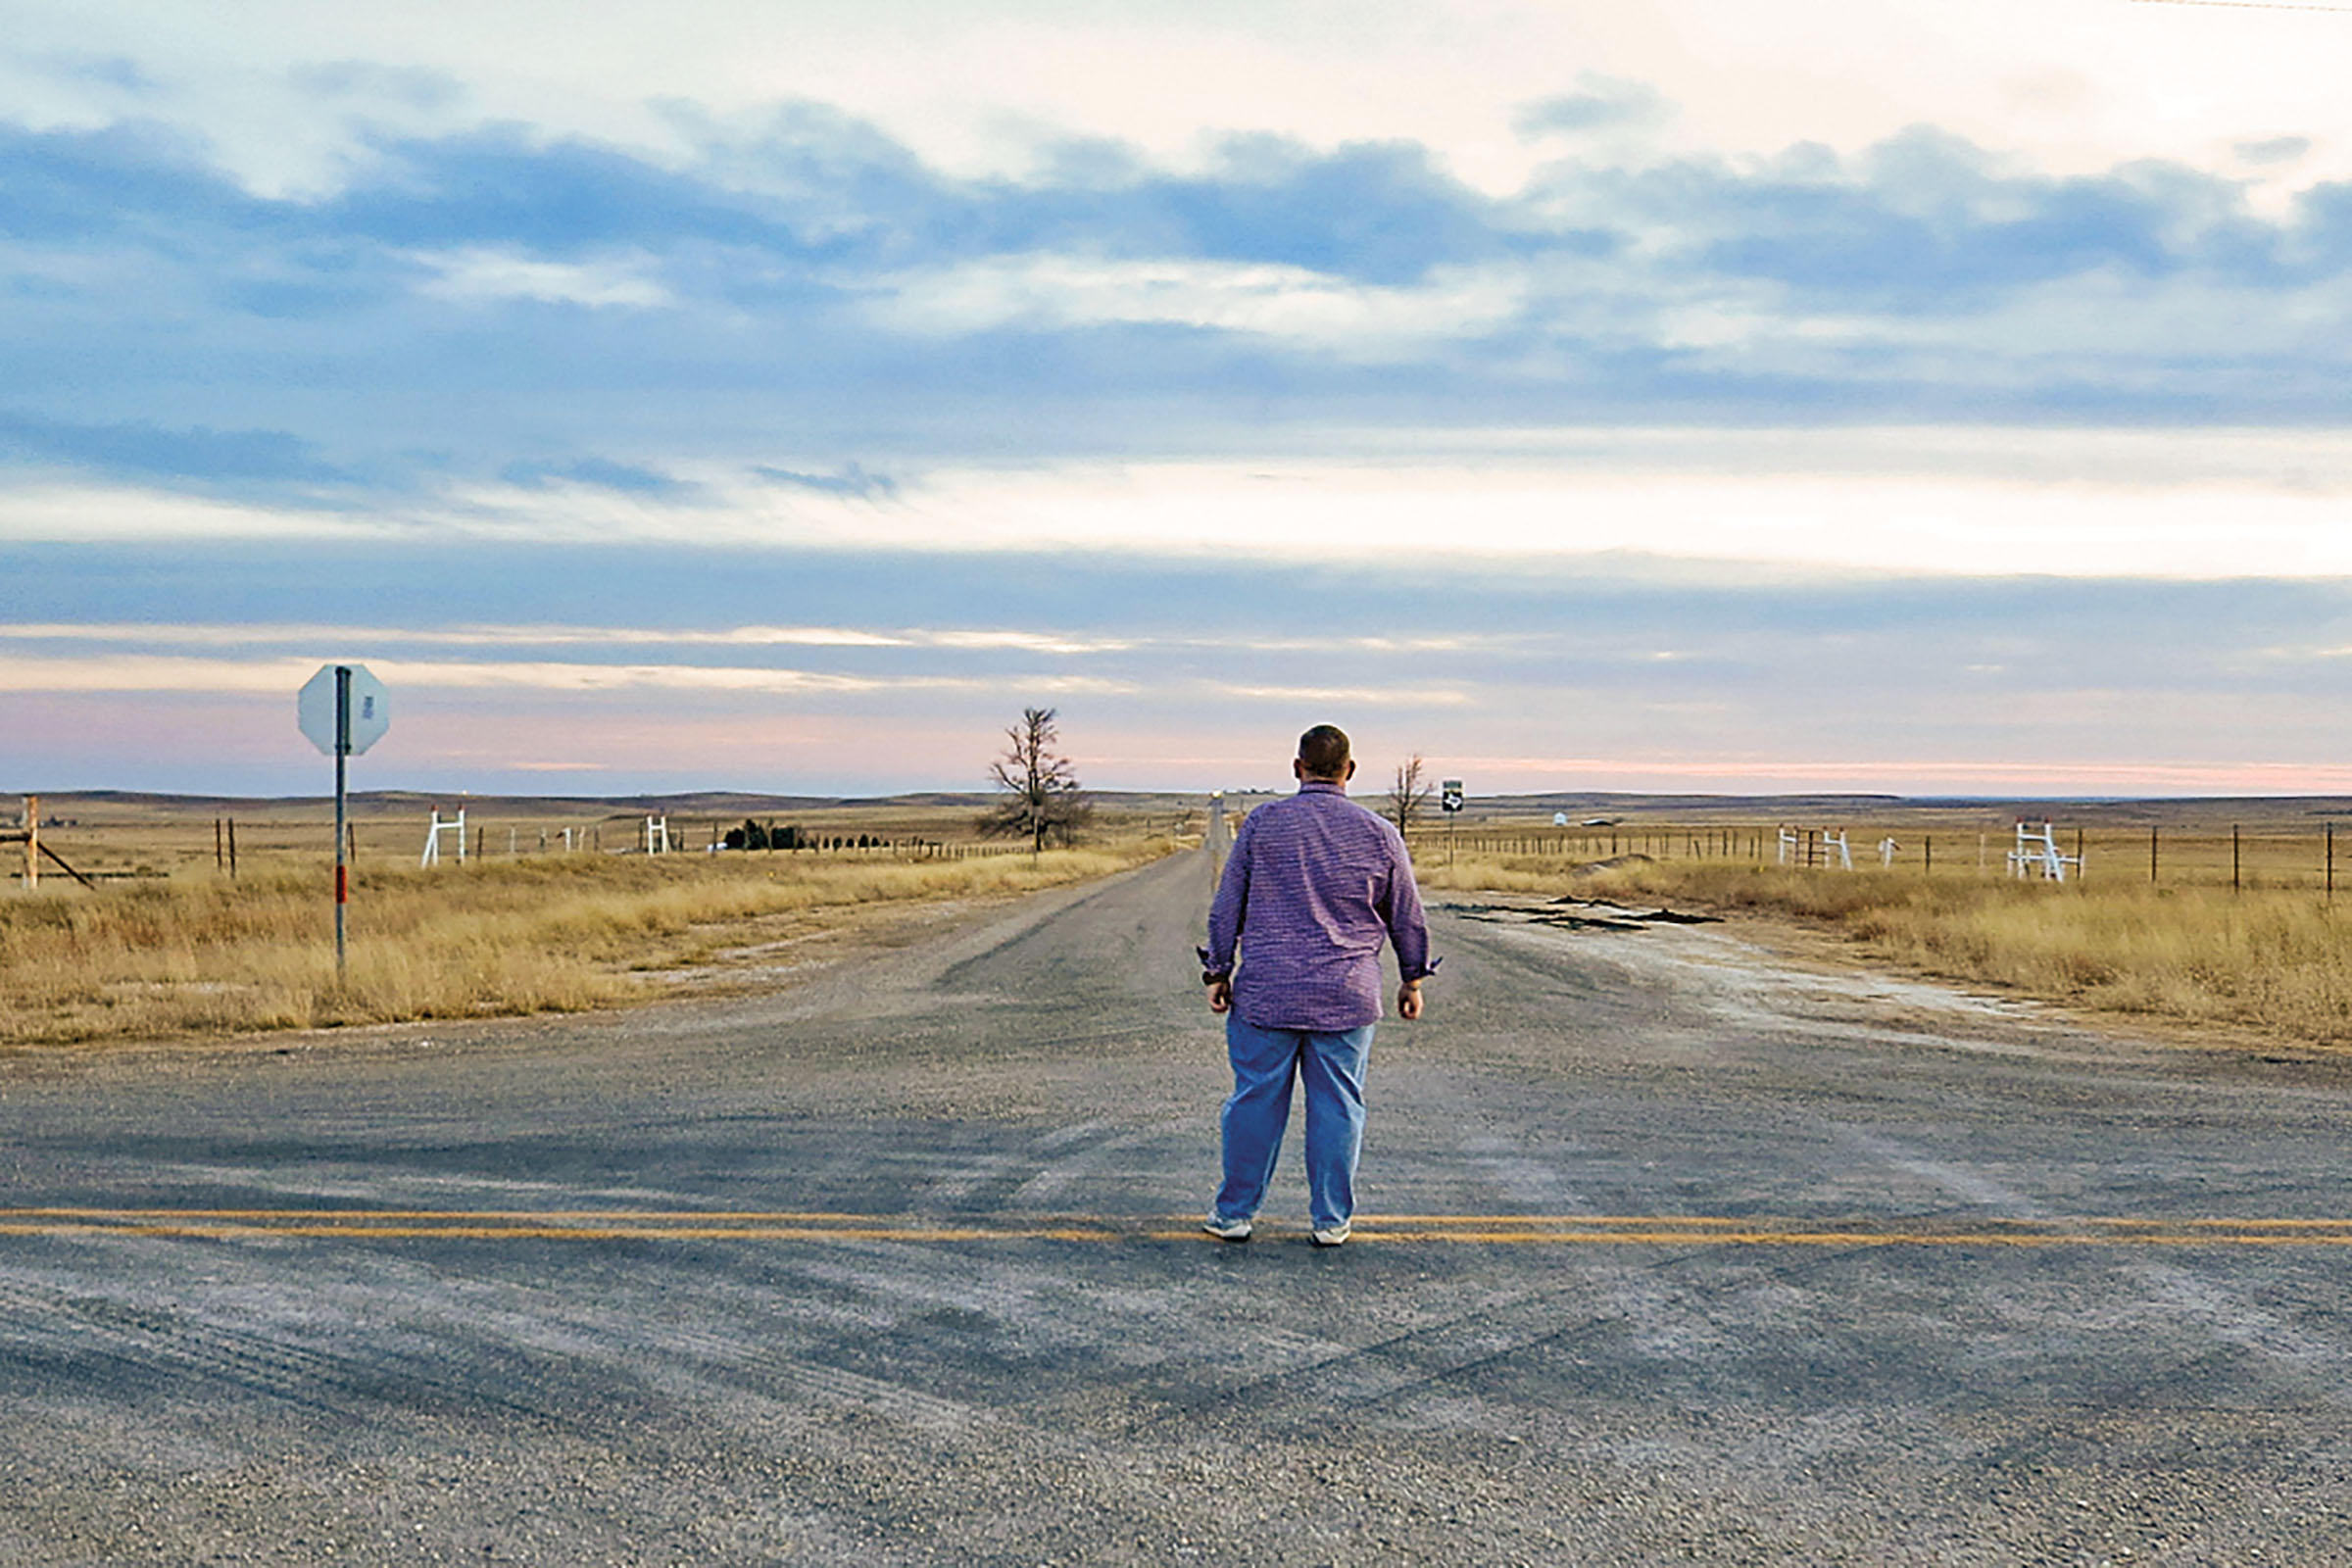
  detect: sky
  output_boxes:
[7,0,2352,800]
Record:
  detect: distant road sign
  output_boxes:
[298,663,390,756]
[1441,780,1464,812]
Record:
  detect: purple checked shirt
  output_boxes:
[1198,780,1439,1031]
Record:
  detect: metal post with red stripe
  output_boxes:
[298,663,390,987]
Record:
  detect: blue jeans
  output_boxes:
[1213,1017,1374,1232]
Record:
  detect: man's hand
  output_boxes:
[1396,979,1424,1020]
[1206,978,1233,1014]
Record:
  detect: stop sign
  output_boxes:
[297,663,391,756]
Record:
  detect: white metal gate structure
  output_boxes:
[2008,820,2082,882]
[644,815,670,856]
[421,808,466,867]
[1779,826,1855,870]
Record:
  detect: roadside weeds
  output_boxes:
[0,843,1172,1050]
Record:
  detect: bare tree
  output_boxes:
[982,707,1091,853]
[1385,754,1431,837]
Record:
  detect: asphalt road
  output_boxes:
[4,833,2352,1565]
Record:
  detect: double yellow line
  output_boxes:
[1348,1214,2352,1247]
[4,1208,2352,1246]
[0,1208,1130,1243]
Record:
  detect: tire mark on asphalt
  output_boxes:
[1009,1121,1197,1206]
[1835,1127,2050,1218]
[907,1152,1027,1208]
[387,1267,1028,1446]
[1124,1210,2352,1432]
[0,1258,576,1430]
[1,1247,1086,1466]
[1818,1123,2352,1479]
[1114,1104,2352,1439]
[1839,1123,2352,1405]
[1124,1235,1890,1433]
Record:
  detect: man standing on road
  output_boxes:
[1198,724,1437,1247]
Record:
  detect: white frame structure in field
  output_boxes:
[1779,826,1855,870]
[421,808,467,868]
[2009,820,2082,882]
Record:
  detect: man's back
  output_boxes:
[1203,780,1433,1031]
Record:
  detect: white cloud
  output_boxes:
[921,630,1136,655]
[1221,683,1475,707]
[0,653,1138,697]
[0,484,401,542]
[0,622,908,649]
[0,654,322,693]
[410,248,673,309]
[867,255,1526,356]
[824,451,2352,578]
[0,621,1132,656]
[12,0,2352,204]
[13,427,2352,577]
[0,651,1474,712]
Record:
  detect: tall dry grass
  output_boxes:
[1426,851,2352,1049]
[0,844,1166,1048]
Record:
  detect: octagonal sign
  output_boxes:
[297,663,391,756]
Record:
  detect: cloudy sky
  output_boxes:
[8,0,2352,799]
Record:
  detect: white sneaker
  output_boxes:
[1202,1214,1253,1242]
[1310,1221,1351,1247]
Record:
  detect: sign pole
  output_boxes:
[334,664,350,985]
[298,660,388,987]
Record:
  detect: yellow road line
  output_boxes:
[0,1223,1136,1243]
[1348,1229,2352,1247]
[0,1207,886,1221]
[5,1209,2352,1246]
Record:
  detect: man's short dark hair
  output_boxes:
[1298,724,1351,779]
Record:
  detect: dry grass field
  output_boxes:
[2,797,1183,1049]
[20,788,2352,1053]
[1417,808,2352,1050]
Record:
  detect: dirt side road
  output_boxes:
[4,844,2351,1564]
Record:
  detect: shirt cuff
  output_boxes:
[1196,945,1232,981]
[1399,955,1442,984]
